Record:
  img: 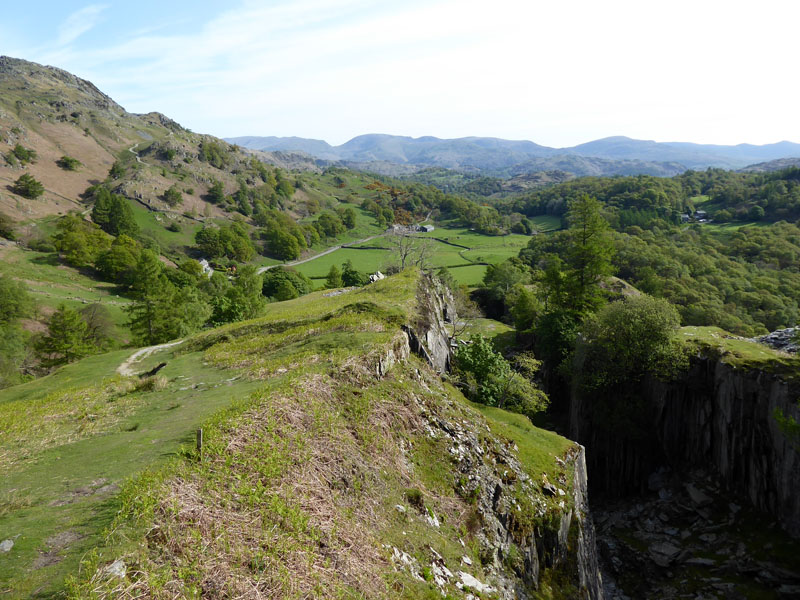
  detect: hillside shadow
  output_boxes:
[30,254,60,266]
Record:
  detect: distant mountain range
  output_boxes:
[738,157,800,173]
[227,134,800,178]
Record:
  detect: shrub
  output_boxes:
[163,185,183,207]
[12,174,44,199]
[56,155,82,171]
[404,488,424,510]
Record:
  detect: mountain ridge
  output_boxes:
[228,132,800,175]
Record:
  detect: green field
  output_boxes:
[528,215,563,232]
[0,246,132,338]
[290,227,533,288]
[125,198,203,260]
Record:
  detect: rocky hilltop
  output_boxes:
[0,56,269,224]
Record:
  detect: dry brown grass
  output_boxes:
[110,358,436,599]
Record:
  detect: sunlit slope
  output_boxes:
[0,270,579,599]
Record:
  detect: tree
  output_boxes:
[748,205,765,221]
[211,265,265,323]
[0,323,29,389]
[195,227,222,258]
[267,228,301,261]
[126,251,177,345]
[564,194,614,313]
[91,187,139,237]
[109,161,126,179]
[274,279,299,301]
[96,234,141,286]
[341,260,367,287]
[79,304,116,350]
[575,294,688,392]
[480,258,530,317]
[57,156,82,171]
[206,179,226,204]
[262,267,313,300]
[12,173,44,199]
[11,143,36,164]
[387,230,433,271]
[454,334,548,417]
[35,304,94,367]
[0,211,15,240]
[340,206,357,229]
[163,185,183,207]
[0,275,34,325]
[325,265,343,289]
[52,214,111,268]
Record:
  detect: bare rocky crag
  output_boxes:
[571,355,800,538]
[408,274,604,598]
[570,350,800,598]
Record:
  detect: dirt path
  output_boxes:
[128,143,142,163]
[117,340,182,376]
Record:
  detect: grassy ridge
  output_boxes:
[0,269,576,598]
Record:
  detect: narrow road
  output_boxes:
[256,213,432,274]
[256,233,386,274]
[117,340,182,376]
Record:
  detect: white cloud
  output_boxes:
[57,4,108,46]
[21,0,800,146]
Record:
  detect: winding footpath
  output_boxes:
[117,340,183,376]
[128,142,142,163]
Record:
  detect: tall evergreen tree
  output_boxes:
[35,304,94,367]
[126,251,177,344]
[564,194,614,313]
[325,265,343,289]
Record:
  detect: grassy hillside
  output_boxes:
[0,270,579,599]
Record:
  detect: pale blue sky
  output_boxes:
[3,1,799,146]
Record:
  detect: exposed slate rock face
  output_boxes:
[571,356,800,538]
[404,273,457,374]
[424,409,603,599]
[406,272,604,598]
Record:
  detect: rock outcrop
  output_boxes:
[571,355,800,538]
[424,405,603,599]
[409,273,604,598]
[404,272,457,373]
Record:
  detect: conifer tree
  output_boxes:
[36,304,94,367]
[325,265,343,289]
[564,194,614,313]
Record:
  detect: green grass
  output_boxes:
[125,197,202,259]
[0,247,132,338]
[680,326,800,374]
[446,263,488,286]
[461,318,516,352]
[470,401,575,487]
[528,215,563,232]
[0,348,263,598]
[291,226,532,288]
[1,268,579,598]
[294,247,392,282]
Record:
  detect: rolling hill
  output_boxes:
[228,133,800,176]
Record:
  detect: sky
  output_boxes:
[2,0,799,147]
